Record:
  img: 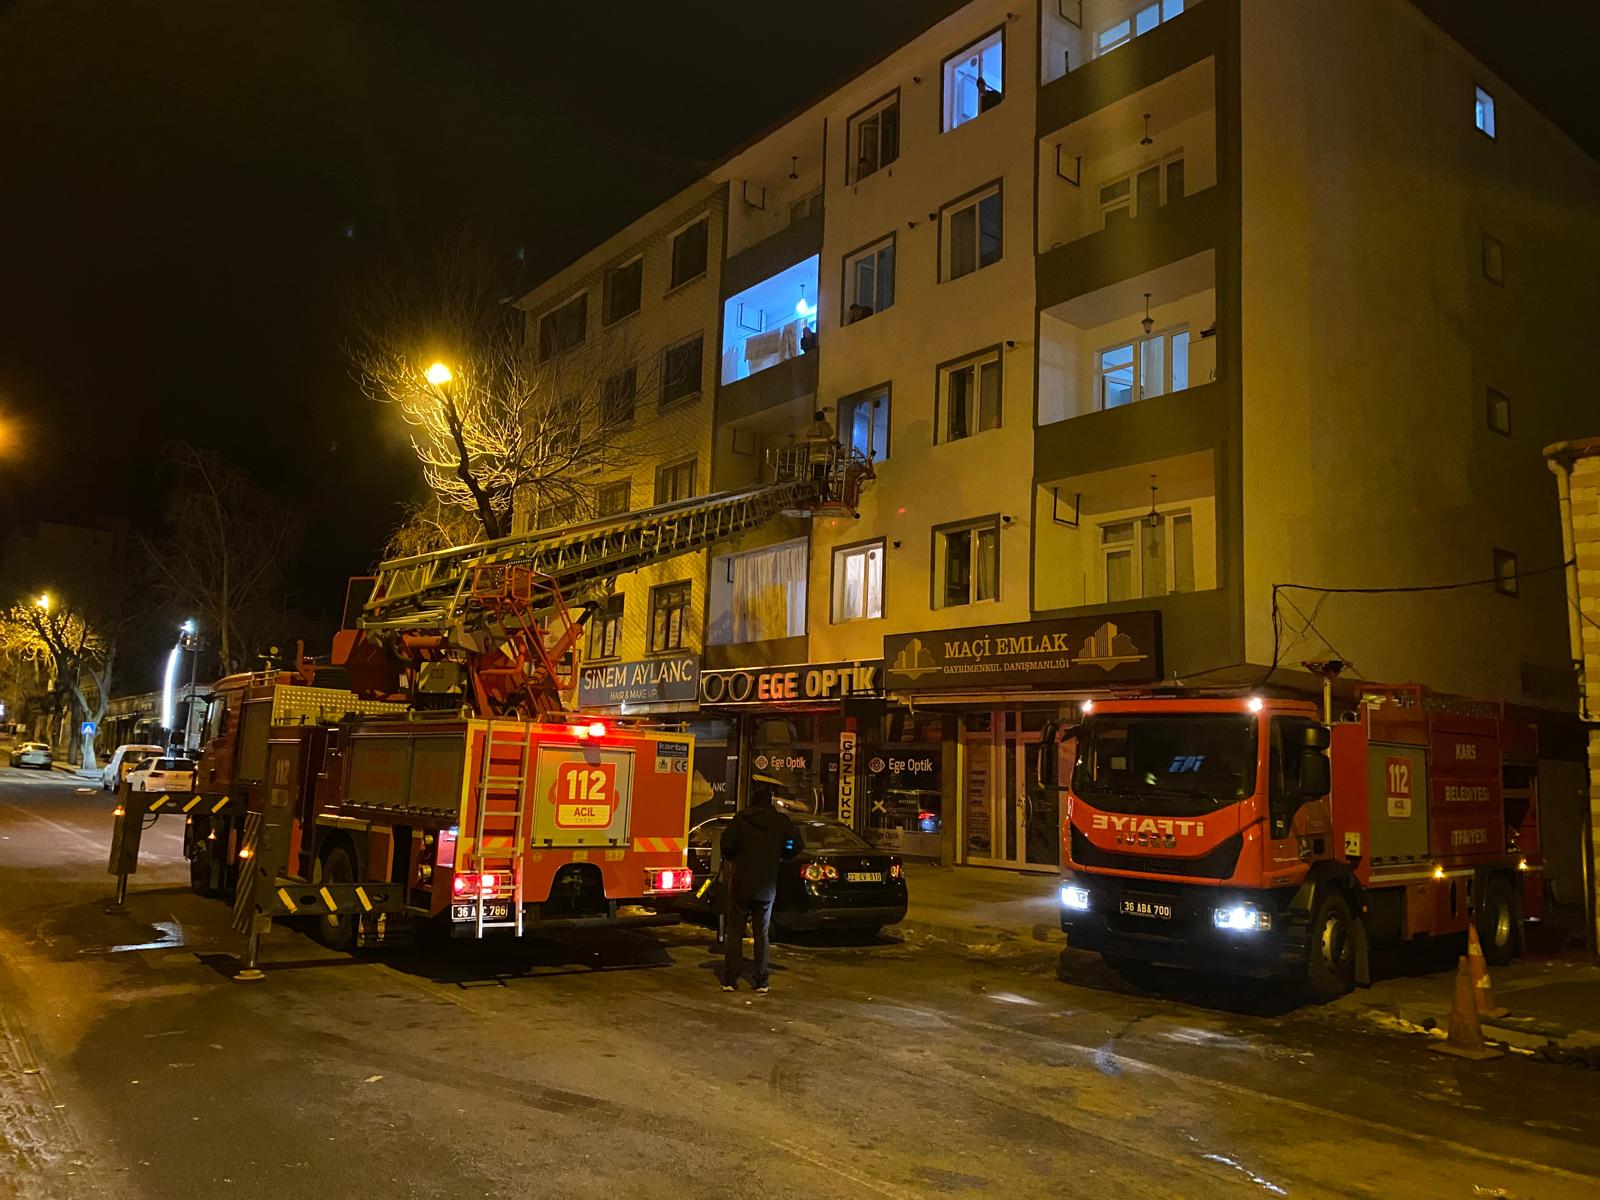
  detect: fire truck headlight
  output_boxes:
[1060,884,1091,912]
[1212,905,1271,932]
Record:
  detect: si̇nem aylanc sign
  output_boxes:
[578,654,699,707]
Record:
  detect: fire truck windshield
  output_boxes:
[1073,714,1258,810]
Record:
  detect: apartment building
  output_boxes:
[518,0,1600,875]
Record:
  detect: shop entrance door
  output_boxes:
[961,710,1057,871]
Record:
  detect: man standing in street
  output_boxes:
[720,775,802,994]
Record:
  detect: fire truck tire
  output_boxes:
[312,843,359,952]
[1477,874,1519,967]
[1304,890,1357,1003]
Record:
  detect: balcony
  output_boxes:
[1039,0,1219,134]
[724,120,825,261]
[721,256,819,386]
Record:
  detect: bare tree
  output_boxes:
[382,497,485,560]
[145,444,295,676]
[349,236,656,542]
[0,598,117,769]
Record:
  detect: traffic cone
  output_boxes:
[1466,924,1509,1018]
[1430,956,1503,1060]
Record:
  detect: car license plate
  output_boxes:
[846,872,883,883]
[452,901,512,923]
[1119,898,1173,920]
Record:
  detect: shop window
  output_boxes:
[1096,327,1189,409]
[936,519,1000,608]
[1101,511,1194,601]
[840,386,890,462]
[586,594,623,661]
[596,480,630,517]
[601,366,636,425]
[1486,388,1511,437]
[942,30,1003,131]
[1474,84,1496,139]
[660,332,704,407]
[669,217,709,290]
[1099,155,1185,227]
[602,257,642,325]
[848,92,900,183]
[1493,549,1518,598]
[938,350,1001,442]
[1096,0,1185,56]
[941,185,1003,281]
[538,293,586,360]
[655,457,696,505]
[709,539,808,645]
[649,580,692,651]
[832,541,884,623]
[844,237,895,323]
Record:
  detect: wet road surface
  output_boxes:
[2,767,1597,1199]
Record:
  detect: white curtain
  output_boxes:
[732,540,808,642]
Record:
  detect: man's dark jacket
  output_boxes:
[720,805,803,902]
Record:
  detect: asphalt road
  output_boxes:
[1,767,1597,1200]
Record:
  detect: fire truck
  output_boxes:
[1046,684,1543,1001]
[107,453,872,967]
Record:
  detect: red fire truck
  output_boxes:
[1049,684,1543,1000]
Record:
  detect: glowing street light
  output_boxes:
[34,593,50,612]
[424,362,454,387]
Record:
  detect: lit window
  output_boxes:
[1096,327,1190,409]
[941,185,1003,281]
[711,540,808,644]
[1482,234,1504,286]
[1474,85,1496,139]
[1493,549,1518,598]
[1486,388,1511,437]
[586,594,624,661]
[840,386,890,462]
[1099,155,1185,227]
[660,333,704,406]
[1102,512,1194,602]
[939,350,1001,442]
[538,293,587,360]
[669,218,709,290]
[601,366,636,426]
[649,581,692,651]
[844,237,895,322]
[942,30,1003,131]
[1096,0,1184,56]
[602,258,642,325]
[596,480,631,517]
[832,541,885,623]
[655,457,696,505]
[848,93,900,183]
[937,520,1000,608]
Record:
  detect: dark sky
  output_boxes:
[1,1,1595,620]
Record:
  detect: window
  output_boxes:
[601,366,636,425]
[586,594,624,661]
[1099,155,1185,227]
[939,350,1001,442]
[603,258,642,325]
[1101,512,1195,602]
[844,237,895,322]
[1487,388,1511,436]
[941,185,1002,280]
[840,386,890,462]
[596,480,631,517]
[1493,549,1519,598]
[832,541,885,623]
[942,30,1003,131]
[790,189,823,224]
[1482,234,1504,286]
[669,218,709,289]
[661,333,704,406]
[656,457,696,504]
[650,581,692,652]
[538,293,586,359]
[711,540,808,644]
[936,520,1000,608]
[1096,0,1184,55]
[1474,85,1496,139]
[1095,327,1190,409]
[848,93,900,183]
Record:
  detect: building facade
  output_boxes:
[520,0,1600,875]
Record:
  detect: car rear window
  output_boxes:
[795,820,874,852]
[156,758,192,771]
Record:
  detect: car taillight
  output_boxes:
[647,867,693,893]
[801,863,838,882]
[450,872,499,898]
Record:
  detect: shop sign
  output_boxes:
[883,613,1161,691]
[699,660,883,706]
[837,731,857,825]
[578,654,699,708]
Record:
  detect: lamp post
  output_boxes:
[178,620,202,752]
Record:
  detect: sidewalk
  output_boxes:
[900,863,1061,956]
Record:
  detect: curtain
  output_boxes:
[731,541,808,642]
[974,526,1000,602]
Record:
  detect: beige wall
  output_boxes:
[1239,0,1600,704]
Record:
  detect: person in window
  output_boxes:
[720,775,803,993]
[804,409,837,498]
[978,76,1002,113]
[800,324,817,354]
[847,303,872,325]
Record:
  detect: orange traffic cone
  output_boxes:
[1466,924,1509,1018]
[1430,956,1503,1060]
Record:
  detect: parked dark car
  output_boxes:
[677,815,908,937]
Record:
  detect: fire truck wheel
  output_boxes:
[1305,890,1357,1003]
[1477,875,1518,967]
[313,844,358,952]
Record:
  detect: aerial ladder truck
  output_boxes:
[106,451,871,974]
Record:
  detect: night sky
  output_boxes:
[1,0,1595,622]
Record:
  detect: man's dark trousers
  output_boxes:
[724,894,774,987]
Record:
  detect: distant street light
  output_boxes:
[34,593,50,612]
[424,362,454,387]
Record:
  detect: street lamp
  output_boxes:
[35,593,50,612]
[425,362,454,387]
